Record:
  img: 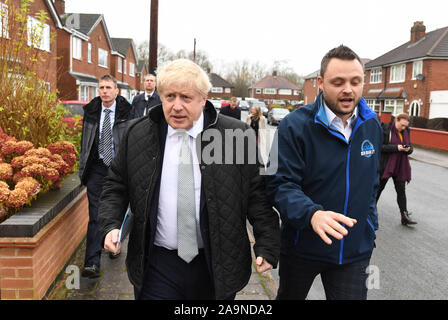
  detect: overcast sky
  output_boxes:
[65,0,448,76]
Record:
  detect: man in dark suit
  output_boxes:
[219,97,241,120]
[78,74,132,278]
[98,59,279,300]
[130,74,161,118]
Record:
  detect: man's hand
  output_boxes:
[104,229,121,254]
[255,256,273,274]
[310,210,357,245]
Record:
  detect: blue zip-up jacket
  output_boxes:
[266,92,382,265]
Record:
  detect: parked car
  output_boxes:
[210,99,222,110]
[249,100,268,117]
[60,100,87,130]
[267,108,290,125]
[239,100,250,111]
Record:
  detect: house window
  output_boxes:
[79,85,89,101]
[366,99,381,112]
[384,99,404,115]
[98,48,108,68]
[87,43,92,63]
[390,64,406,83]
[409,100,421,116]
[278,89,292,95]
[255,88,261,94]
[293,90,299,95]
[211,87,223,93]
[263,88,276,95]
[412,60,423,80]
[129,62,135,77]
[370,68,382,84]
[225,88,231,93]
[72,37,82,60]
[27,16,50,52]
[1,2,9,38]
[117,57,122,73]
[124,59,127,74]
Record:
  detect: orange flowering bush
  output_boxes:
[0,127,77,223]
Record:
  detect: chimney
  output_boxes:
[410,21,426,43]
[54,0,65,16]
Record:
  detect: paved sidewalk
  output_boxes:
[409,146,448,168]
[45,228,277,300]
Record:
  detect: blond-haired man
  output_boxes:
[98,59,279,300]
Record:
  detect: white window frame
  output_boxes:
[370,68,382,84]
[412,60,423,80]
[263,88,276,95]
[365,99,381,112]
[123,59,127,74]
[1,2,9,38]
[211,87,223,93]
[293,90,299,95]
[98,48,108,68]
[255,88,261,94]
[87,43,92,63]
[225,88,231,93]
[27,16,50,52]
[384,99,404,115]
[409,100,421,116]
[72,36,82,60]
[129,62,135,77]
[117,57,122,73]
[79,85,89,101]
[278,89,292,95]
[390,64,406,83]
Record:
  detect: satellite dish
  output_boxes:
[416,74,424,81]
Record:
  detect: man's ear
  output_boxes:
[317,76,324,91]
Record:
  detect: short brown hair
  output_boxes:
[320,45,363,77]
[99,74,118,88]
[396,113,410,122]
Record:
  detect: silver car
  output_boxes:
[267,108,290,125]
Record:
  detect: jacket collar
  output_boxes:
[148,100,218,130]
[314,91,377,126]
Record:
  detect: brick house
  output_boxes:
[303,70,320,106]
[1,0,64,91]
[208,73,234,99]
[249,72,302,105]
[363,21,448,119]
[56,6,116,101]
[110,38,139,100]
[135,60,149,92]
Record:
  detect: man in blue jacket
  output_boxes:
[266,45,382,300]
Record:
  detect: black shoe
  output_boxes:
[81,265,101,278]
[109,251,121,259]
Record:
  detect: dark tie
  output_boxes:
[99,109,113,166]
[177,133,198,263]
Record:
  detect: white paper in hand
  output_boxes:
[116,207,133,248]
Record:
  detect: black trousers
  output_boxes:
[376,177,407,212]
[277,254,371,300]
[84,161,108,268]
[137,246,216,300]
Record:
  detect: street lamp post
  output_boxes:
[149,0,158,74]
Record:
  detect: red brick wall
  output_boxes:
[411,127,448,151]
[0,191,88,300]
[303,78,319,105]
[5,0,59,91]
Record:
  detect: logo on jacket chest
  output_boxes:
[360,140,375,158]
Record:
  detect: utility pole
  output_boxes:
[193,38,196,62]
[149,0,158,74]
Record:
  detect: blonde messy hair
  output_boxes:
[156,59,212,97]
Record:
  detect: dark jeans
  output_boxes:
[84,162,108,268]
[277,254,371,300]
[138,246,216,300]
[376,177,407,212]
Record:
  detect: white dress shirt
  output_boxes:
[155,112,204,250]
[99,101,116,159]
[324,103,358,142]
